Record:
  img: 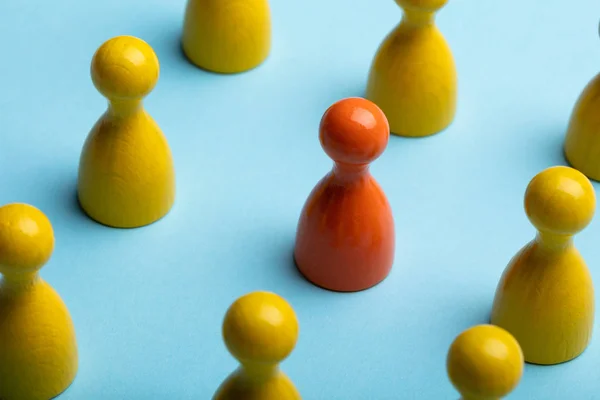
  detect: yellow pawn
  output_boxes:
[491,166,596,365]
[0,203,78,400]
[181,0,271,74]
[366,0,457,137]
[447,325,524,400]
[213,291,302,400]
[564,24,600,181]
[78,35,176,228]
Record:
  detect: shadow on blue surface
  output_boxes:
[33,169,91,230]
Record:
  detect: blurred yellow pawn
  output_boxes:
[213,291,302,400]
[491,166,596,364]
[0,203,78,400]
[366,0,457,137]
[182,0,271,73]
[78,35,176,228]
[447,324,524,400]
[564,21,600,181]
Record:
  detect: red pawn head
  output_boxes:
[319,97,390,165]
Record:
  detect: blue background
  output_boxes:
[1,0,600,398]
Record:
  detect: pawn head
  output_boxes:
[524,166,596,235]
[91,35,159,100]
[395,0,448,12]
[447,324,524,399]
[222,291,299,365]
[0,203,55,276]
[319,97,389,165]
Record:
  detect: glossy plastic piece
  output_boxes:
[294,97,395,292]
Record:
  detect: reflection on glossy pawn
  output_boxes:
[182,0,271,73]
[0,203,78,400]
[366,0,457,137]
[213,291,301,400]
[491,166,596,364]
[447,324,524,400]
[77,35,176,228]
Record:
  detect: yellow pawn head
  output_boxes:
[0,203,54,278]
[447,324,524,399]
[222,291,299,365]
[91,35,159,100]
[396,0,448,12]
[524,166,596,236]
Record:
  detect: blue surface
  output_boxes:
[1,0,600,398]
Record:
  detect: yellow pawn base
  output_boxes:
[214,368,301,400]
[77,108,176,229]
[181,0,271,74]
[564,73,600,181]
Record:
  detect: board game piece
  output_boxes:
[0,203,78,400]
[294,97,395,292]
[564,23,600,181]
[181,0,271,74]
[447,324,524,399]
[213,291,301,400]
[490,165,596,365]
[365,0,457,137]
[77,35,176,228]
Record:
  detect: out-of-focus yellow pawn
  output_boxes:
[366,0,457,137]
[78,35,176,228]
[447,324,524,400]
[491,166,596,364]
[181,0,271,74]
[564,21,600,181]
[213,291,302,400]
[0,203,78,400]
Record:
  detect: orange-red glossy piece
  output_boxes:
[294,97,395,292]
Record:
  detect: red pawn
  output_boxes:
[294,97,395,292]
